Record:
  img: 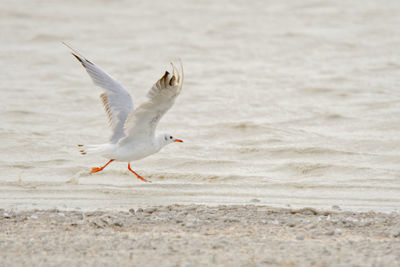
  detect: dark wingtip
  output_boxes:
[169,75,176,86]
[162,71,169,79]
[159,71,170,87]
[85,58,94,65]
[72,53,84,64]
[71,53,93,66]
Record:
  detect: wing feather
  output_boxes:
[64,43,134,143]
[121,62,183,143]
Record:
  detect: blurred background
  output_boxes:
[1,0,400,211]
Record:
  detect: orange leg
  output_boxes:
[128,163,151,183]
[90,159,115,174]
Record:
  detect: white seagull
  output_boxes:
[64,43,184,183]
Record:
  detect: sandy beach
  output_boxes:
[1,205,400,266]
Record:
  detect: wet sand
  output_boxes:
[1,205,399,266]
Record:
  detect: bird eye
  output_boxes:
[170,136,172,139]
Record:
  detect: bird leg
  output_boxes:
[128,163,151,183]
[90,159,115,174]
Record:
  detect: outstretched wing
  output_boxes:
[64,43,134,143]
[121,62,183,143]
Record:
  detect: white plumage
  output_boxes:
[64,43,184,182]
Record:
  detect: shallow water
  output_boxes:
[1,0,400,212]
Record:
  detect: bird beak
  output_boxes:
[174,139,183,143]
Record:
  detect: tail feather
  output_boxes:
[77,144,112,156]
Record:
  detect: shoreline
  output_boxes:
[1,204,399,266]
[2,180,399,214]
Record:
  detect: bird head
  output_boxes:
[161,133,183,145]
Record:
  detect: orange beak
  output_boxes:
[174,139,183,143]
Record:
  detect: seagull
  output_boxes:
[64,43,184,183]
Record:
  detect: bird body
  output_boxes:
[65,43,184,182]
[83,133,173,162]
